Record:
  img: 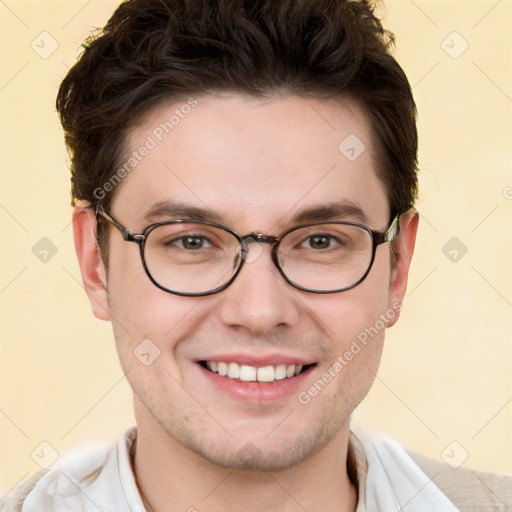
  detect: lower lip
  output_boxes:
[199,364,314,402]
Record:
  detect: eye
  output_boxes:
[302,234,340,250]
[170,235,212,250]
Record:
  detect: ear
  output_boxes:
[387,209,419,327]
[72,203,110,321]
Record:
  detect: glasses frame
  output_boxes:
[95,205,402,296]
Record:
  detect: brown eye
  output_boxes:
[182,236,205,250]
[302,234,338,250]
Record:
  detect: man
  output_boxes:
[2,0,510,511]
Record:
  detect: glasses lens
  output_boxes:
[143,223,241,294]
[278,224,373,292]
[142,221,374,295]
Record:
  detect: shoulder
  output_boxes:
[0,450,109,512]
[1,427,139,512]
[0,470,49,512]
[408,450,512,512]
[0,442,113,512]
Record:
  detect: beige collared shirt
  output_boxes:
[348,431,512,512]
[2,427,511,512]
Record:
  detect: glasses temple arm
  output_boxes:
[95,205,135,241]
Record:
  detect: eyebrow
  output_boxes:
[142,199,368,226]
[291,200,368,224]
[143,200,224,223]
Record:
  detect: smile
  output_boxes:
[201,361,311,382]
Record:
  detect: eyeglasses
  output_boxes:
[95,205,402,296]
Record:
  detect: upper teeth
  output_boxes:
[206,361,303,382]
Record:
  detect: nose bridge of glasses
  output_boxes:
[239,233,279,256]
[236,233,279,266]
[242,233,278,245]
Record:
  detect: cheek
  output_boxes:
[105,242,224,391]
[105,246,198,350]
[304,250,392,382]
[314,265,392,345]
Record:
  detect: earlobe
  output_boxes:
[387,209,419,327]
[72,203,111,321]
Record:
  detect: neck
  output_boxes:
[133,413,357,512]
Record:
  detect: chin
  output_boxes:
[160,409,348,473]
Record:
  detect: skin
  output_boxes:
[73,93,418,512]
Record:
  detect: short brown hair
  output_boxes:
[57,0,418,220]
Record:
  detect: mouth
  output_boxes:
[199,360,315,383]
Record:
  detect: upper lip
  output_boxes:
[197,353,315,367]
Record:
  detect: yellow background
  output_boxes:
[1,0,511,496]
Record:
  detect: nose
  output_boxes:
[217,243,301,335]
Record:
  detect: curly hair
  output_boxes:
[57,0,418,220]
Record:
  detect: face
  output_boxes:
[75,93,417,472]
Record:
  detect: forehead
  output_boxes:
[114,93,389,230]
